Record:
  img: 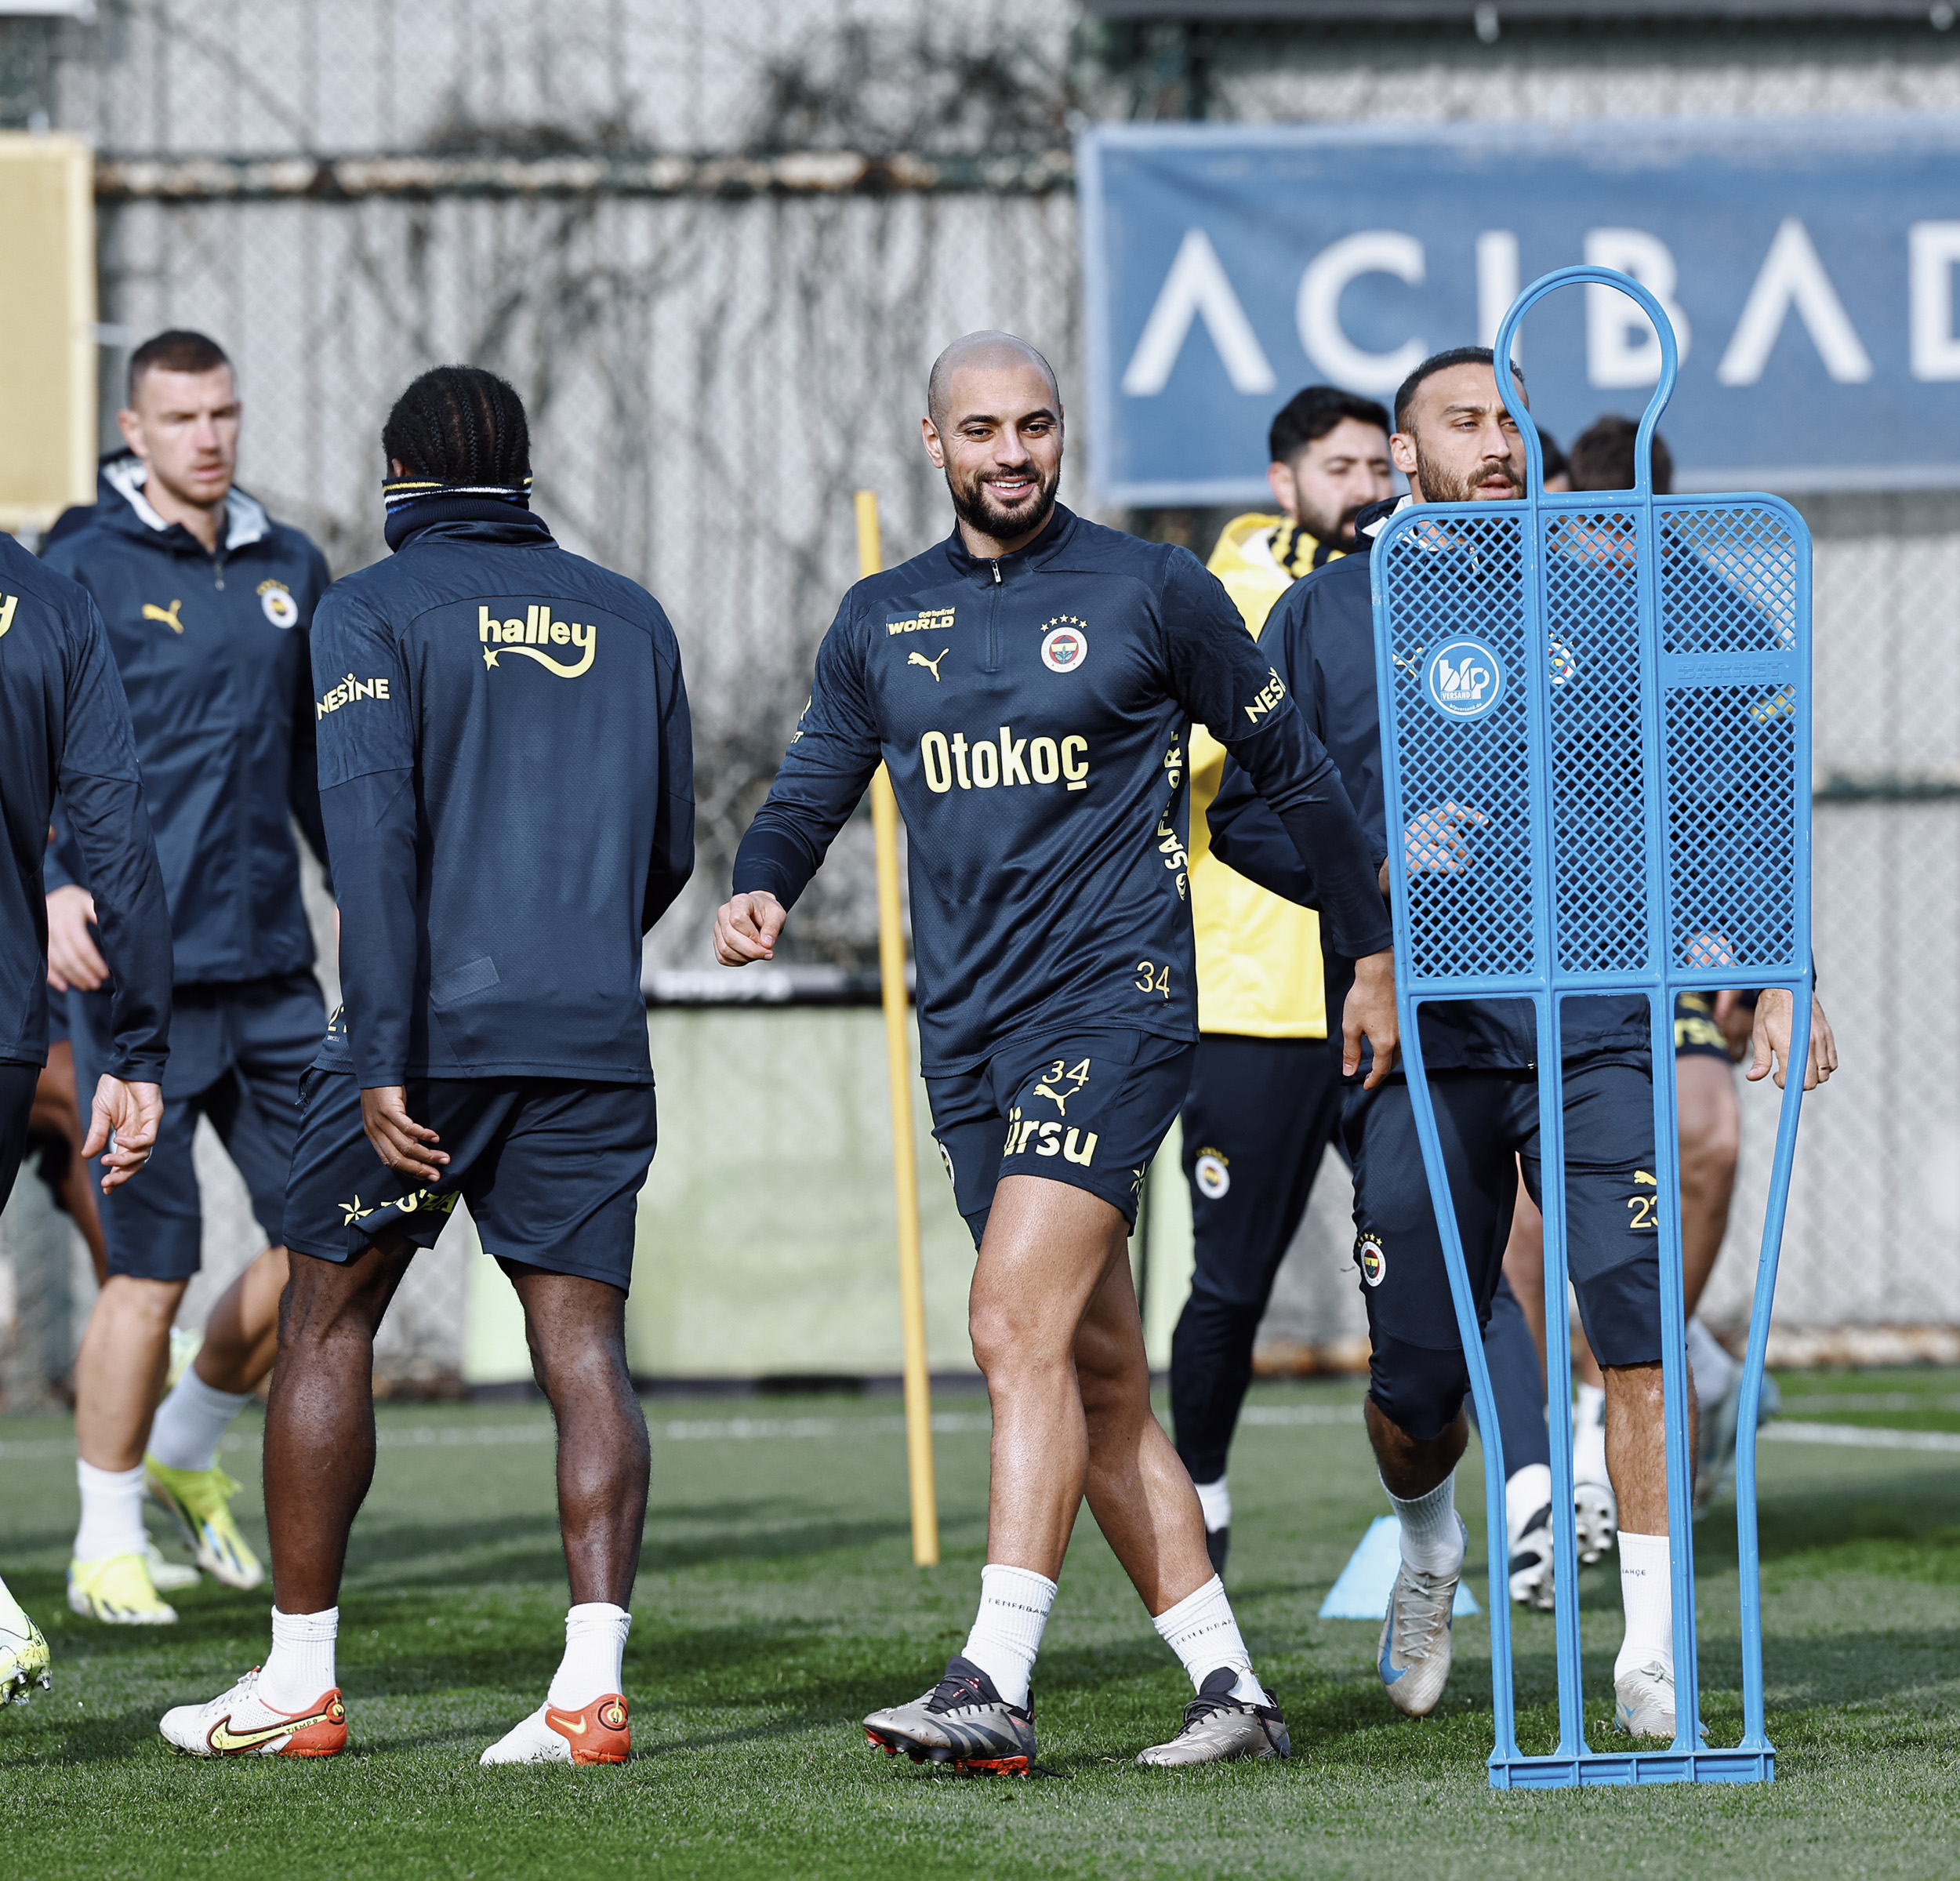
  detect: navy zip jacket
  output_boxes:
[1207,497,1650,1077]
[310,503,694,1090]
[42,454,330,985]
[732,504,1392,1075]
[0,533,171,1078]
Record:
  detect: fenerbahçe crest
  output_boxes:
[477,604,597,677]
[1357,1235,1388,1287]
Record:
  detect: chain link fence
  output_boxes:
[0,0,1954,1403]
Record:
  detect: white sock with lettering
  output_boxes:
[260,1606,339,1712]
[147,1370,254,1475]
[1387,1472,1465,1577]
[1152,1574,1261,1702]
[1193,1476,1232,1534]
[547,1603,631,1709]
[1573,1382,1610,1487]
[74,1460,147,1563]
[960,1565,1055,1710]
[1615,1531,1674,1679]
[1686,1317,1737,1407]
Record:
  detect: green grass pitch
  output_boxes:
[0,1368,1955,1879]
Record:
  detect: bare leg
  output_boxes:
[263,1237,415,1614]
[75,1276,188,1469]
[1675,1055,1740,1316]
[32,1041,107,1287]
[194,1244,289,1393]
[967,1175,1210,1614]
[506,1265,648,1605]
[1365,1397,1470,1501]
[1604,1360,1697,1534]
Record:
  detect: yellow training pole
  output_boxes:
[856,488,939,1567]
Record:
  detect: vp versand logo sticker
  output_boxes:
[1423,637,1504,721]
[1357,1236,1388,1287]
[1041,617,1088,672]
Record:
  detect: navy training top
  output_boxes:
[1207,497,1651,1077]
[731,504,1392,1076]
[310,503,695,1089]
[42,455,331,986]
[0,532,172,1079]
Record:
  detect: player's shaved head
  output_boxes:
[927,332,1061,432]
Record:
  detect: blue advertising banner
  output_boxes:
[1077,116,1960,503]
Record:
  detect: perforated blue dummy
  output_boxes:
[1371,266,1813,1788]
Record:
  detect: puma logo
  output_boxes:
[909,647,949,681]
[1634,1170,1657,1186]
[142,599,185,634]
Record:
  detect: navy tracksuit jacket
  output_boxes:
[42,454,330,986]
[0,531,170,1078]
[1207,497,1651,1078]
[308,502,695,1090]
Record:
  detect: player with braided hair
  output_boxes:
[160,365,694,1763]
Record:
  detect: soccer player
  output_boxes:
[44,330,333,1621]
[0,518,173,1704]
[1501,414,1800,1534]
[1208,347,1833,1739]
[1173,384,1393,1572]
[715,332,1398,1771]
[159,365,693,1764]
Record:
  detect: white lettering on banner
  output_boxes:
[1717,218,1872,387]
[1583,230,1693,387]
[1476,230,1522,362]
[1296,231,1426,395]
[1909,222,1960,381]
[1123,228,1276,397]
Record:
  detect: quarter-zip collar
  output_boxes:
[99,450,270,557]
[941,502,1075,585]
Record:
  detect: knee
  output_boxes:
[1368,1336,1470,1444]
[95,1275,186,1332]
[1678,1123,1738,1200]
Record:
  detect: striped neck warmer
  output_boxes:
[383,473,532,519]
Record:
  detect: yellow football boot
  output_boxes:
[0,1577,51,1703]
[145,1458,264,1591]
[67,1552,177,1625]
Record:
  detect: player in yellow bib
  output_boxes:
[1171,387,1394,1570]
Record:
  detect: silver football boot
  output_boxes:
[863,1656,1035,1774]
[1136,1666,1290,1766]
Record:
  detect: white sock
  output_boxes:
[1573,1383,1610,1487]
[1506,1462,1552,1542]
[546,1602,631,1709]
[1193,1476,1232,1533]
[147,1370,255,1474]
[1686,1318,1736,1407]
[260,1605,339,1712]
[1615,1531,1673,1679]
[74,1460,147,1563]
[1387,1472,1465,1577]
[1152,1574,1261,1702]
[960,1564,1055,1710]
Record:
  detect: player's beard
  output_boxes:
[946,459,1061,543]
[1301,496,1370,548]
[1411,438,1522,505]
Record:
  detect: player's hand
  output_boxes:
[1344,948,1400,1089]
[360,1085,448,1182]
[1713,990,1755,1063]
[1747,990,1838,1091]
[45,885,107,993]
[714,890,786,966]
[81,1075,162,1193]
[1404,802,1486,872]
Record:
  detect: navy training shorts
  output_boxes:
[1673,991,1733,1062]
[1345,1060,1662,1440]
[0,1061,38,1218]
[69,971,325,1281]
[284,1070,658,1292]
[927,1029,1194,1248]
